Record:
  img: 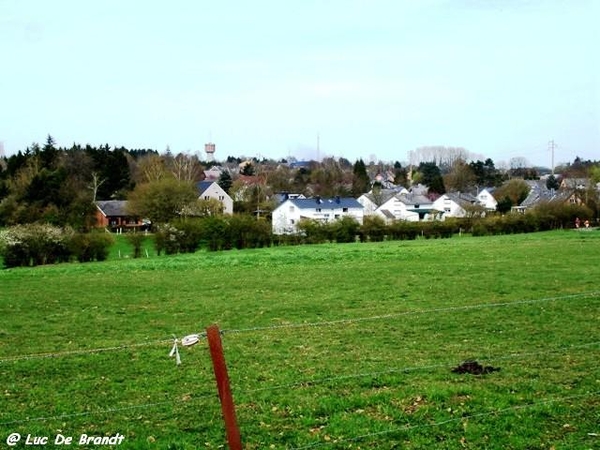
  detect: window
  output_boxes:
[204,196,210,200]
[219,196,224,201]
[342,207,348,212]
[289,206,295,212]
[290,219,295,224]
[335,214,340,219]
[316,208,322,212]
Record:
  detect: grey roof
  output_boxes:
[363,189,397,205]
[520,180,555,208]
[395,193,432,206]
[96,200,129,217]
[561,178,589,190]
[288,197,363,210]
[445,192,477,206]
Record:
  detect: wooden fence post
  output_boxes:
[206,324,242,450]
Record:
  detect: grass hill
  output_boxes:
[1,230,599,449]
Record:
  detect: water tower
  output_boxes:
[205,142,216,162]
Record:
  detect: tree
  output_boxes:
[443,159,475,192]
[169,153,204,182]
[418,162,445,195]
[493,179,530,208]
[218,170,233,193]
[590,165,600,185]
[127,178,198,224]
[546,174,560,191]
[351,159,370,196]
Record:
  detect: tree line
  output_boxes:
[1,136,598,230]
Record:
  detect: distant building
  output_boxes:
[205,143,216,162]
[95,200,146,232]
[196,181,233,214]
[272,197,364,235]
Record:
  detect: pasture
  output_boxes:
[1,230,599,449]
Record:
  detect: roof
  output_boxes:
[519,180,555,208]
[362,189,397,205]
[445,192,477,206]
[96,200,129,217]
[394,193,432,206]
[287,197,363,210]
[196,181,215,195]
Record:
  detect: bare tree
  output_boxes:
[170,153,204,183]
[88,172,106,203]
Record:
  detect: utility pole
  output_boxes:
[548,139,556,175]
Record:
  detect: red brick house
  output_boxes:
[95,200,146,232]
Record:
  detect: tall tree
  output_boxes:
[127,177,198,224]
[351,159,370,196]
[418,162,445,195]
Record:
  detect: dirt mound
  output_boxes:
[451,360,500,375]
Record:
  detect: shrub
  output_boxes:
[171,219,203,253]
[360,216,387,242]
[154,224,184,255]
[297,219,329,244]
[70,231,114,262]
[125,232,146,258]
[332,217,360,243]
[0,224,73,268]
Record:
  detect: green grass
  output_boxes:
[1,230,599,449]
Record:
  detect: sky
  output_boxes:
[1,0,598,168]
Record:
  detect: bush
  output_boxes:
[0,224,73,268]
[70,231,114,262]
[154,224,184,255]
[332,217,360,243]
[125,232,146,258]
[360,216,387,242]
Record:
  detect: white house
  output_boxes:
[272,197,364,235]
[376,193,433,222]
[476,188,498,211]
[196,181,233,214]
[431,192,478,219]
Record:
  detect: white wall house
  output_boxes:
[196,181,234,214]
[272,197,364,235]
[476,188,498,211]
[376,193,433,222]
[431,192,478,219]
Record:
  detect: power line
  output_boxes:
[221,291,599,336]
[1,290,597,364]
[0,392,216,426]
[233,341,600,398]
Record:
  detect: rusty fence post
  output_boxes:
[206,324,242,450]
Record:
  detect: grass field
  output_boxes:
[1,230,599,449]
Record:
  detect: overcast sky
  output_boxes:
[1,0,598,167]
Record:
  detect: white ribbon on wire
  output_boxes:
[169,336,181,365]
[169,333,202,365]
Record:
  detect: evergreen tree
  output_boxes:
[218,170,233,193]
[351,159,370,196]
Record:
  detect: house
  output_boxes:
[196,181,233,214]
[272,197,364,235]
[512,180,555,212]
[273,193,306,204]
[376,193,433,222]
[203,165,226,181]
[95,200,146,232]
[431,192,478,219]
[476,188,498,211]
[357,189,398,216]
[560,178,589,191]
